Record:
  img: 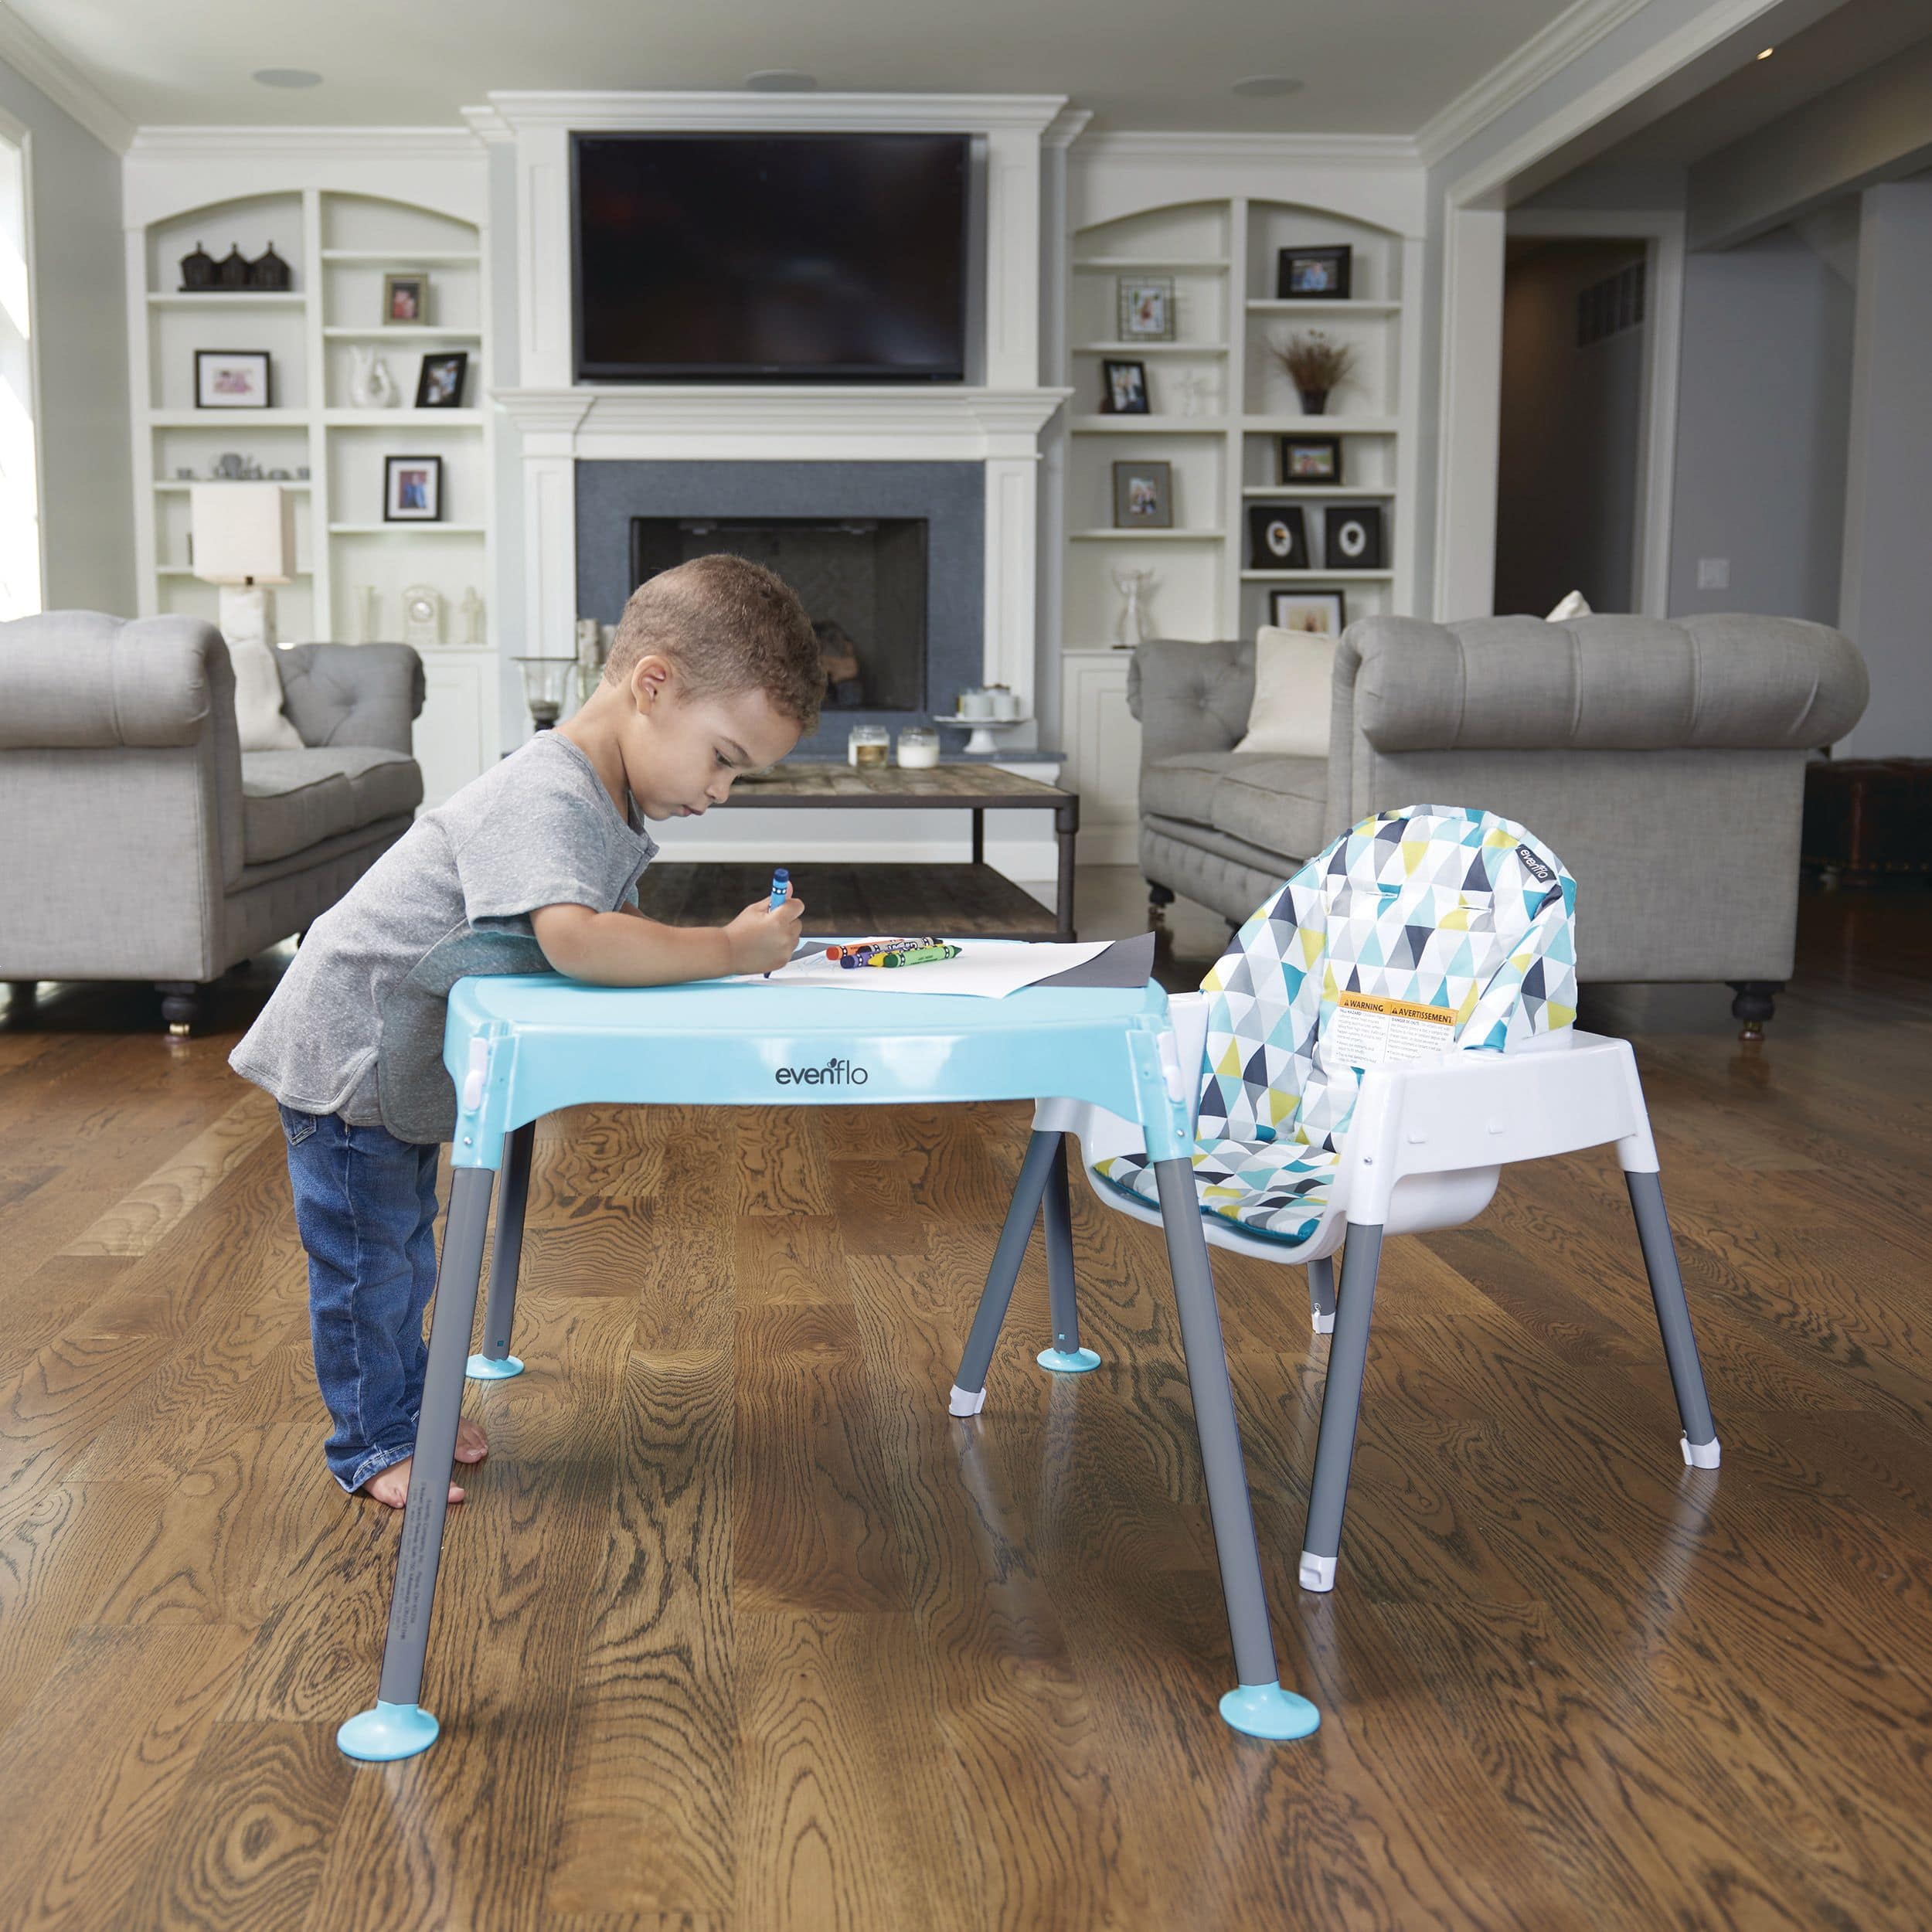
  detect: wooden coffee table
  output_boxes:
[634,762,1081,940]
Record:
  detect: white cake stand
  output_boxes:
[936,711,1033,756]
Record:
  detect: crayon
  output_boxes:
[767,867,791,910]
[865,944,962,968]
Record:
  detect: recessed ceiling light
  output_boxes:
[744,70,817,92]
[253,67,322,89]
[1231,75,1303,99]
[1757,46,1774,59]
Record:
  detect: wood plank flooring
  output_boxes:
[0,873,1928,1930]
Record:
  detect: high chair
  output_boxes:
[950,804,1720,1595]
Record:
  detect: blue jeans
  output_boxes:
[279,1104,444,1492]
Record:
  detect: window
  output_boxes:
[0,118,39,620]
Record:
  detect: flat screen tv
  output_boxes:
[573,132,969,383]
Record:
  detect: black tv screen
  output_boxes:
[573,132,969,383]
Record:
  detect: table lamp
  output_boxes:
[190,482,295,651]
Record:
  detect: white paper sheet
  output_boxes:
[730,938,1114,998]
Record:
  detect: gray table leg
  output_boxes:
[1298,1223,1383,1594]
[971,807,985,867]
[1151,1158,1319,1740]
[1627,1172,1721,1467]
[1037,1136,1100,1375]
[468,1117,535,1380]
[336,1163,495,1762]
[1307,1253,1337,1335]
[1053,800,1079,942]
[949,1129,1061,1416]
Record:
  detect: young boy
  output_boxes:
[230,554,819,1508]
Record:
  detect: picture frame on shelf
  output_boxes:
[194,350,270,410]
[1247,504,1310,570]
[1112,459,1173,529]
[384,454,444,522]
[1100,358,1150,415]
[1276,245,1352,300]
[1280,434,1342,485]
[1270,588,1347,634]
[1323,502,1385,569]
[383,272,429,325]
[415,351,468,409]
[1116,276,1175,341]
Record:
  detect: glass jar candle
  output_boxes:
[848,724,890,770]
[896,726,940,770]
[515,656,573,730]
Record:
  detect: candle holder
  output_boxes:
[515,656,573,731]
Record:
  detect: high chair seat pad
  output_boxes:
[1094,1134,1341,1246]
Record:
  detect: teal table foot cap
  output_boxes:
[1219,1683,1321,1741]
[338,1700,440,1761]
[465,1352,524,1381]
[1036,1345,1102,1374]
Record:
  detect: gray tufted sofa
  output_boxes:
[1129,614,1869,1036]
[0,611,425,1033]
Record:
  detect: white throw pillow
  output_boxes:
[1233,626,1336,759]
[1545,590,1592,621]
[227,638,303,751]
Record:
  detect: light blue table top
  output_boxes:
[442,967,1187,1170]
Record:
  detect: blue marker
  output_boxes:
[768,867,791,910]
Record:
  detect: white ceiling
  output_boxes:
[5,0,1576,136]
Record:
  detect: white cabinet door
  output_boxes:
[416,652,495,810]
[1062,651,1142,862]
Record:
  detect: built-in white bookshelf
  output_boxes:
[1063,196,1419,649]
[128,185,496,804]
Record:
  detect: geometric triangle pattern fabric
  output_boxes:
[1094,804,1578,1245]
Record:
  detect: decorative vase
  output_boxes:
[216,244,252,290]
[249,243,292,291]
[349,348,397,409]
[1112,566,1155,650]
[1298,388,1329,416]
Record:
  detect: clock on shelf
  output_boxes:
[402,584,442,649]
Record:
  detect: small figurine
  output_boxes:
[461,587,485,647]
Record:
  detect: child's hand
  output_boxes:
[725,893,804,974]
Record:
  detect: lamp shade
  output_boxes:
[190,482,295,584]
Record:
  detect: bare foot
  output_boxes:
[359,1423,488,1510]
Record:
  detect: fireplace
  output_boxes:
[630,515,927,714]
[577,459,985,758]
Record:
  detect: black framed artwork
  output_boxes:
[1275,244,1352,300]
[1247,503,1310,570]
[384,454,444,522]
[1322,502,1384,570]
[1269,588,1347,634]
[194,349,271,410]
[1111,459,1172,528]
[1100,358,1150,414]
[415,351,468,408]
[1279,434,1342,485]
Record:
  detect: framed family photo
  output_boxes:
[383,272,429,325]
[1279,434,1343,485]
[383,454,444,522]
[414,351,468,409]
[194,349,270,410]
[1269,589,1346,634]
[1111,459,1172,529]
[1275,244,1352,300]
[1100,357,1150,415]
[1116,275,1175,341]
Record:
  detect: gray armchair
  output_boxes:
[0,611,425,1033]
[1128,614,1869,1036]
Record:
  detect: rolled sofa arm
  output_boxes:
[0,611,232,747]
[1128,638,1256,767]
[276,641,427,753]
[1343,614,1869,753]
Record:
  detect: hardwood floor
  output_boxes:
[1,873,1928,1930]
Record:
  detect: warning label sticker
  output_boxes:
[1326,991,1455,1070]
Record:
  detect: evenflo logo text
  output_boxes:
[775,1057,870,1087]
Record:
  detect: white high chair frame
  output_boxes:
[950,992,1722,1596]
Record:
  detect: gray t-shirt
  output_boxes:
[231,731,658,1145]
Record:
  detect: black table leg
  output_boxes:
[1054,799,1079,942]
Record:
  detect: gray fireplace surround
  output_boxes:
[575,460,985,758]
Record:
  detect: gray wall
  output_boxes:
[1838,176,1932,759]
[0,56,132,617]
[1667,215,1854,625]
[1495,240,1645,616]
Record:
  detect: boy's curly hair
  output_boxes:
[604,554,824,729]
